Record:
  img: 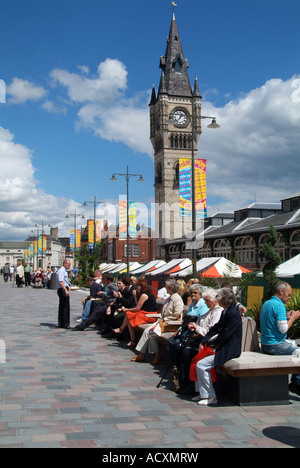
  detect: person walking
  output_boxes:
[56,259,71,329]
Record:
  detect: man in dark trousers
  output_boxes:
[56,259,71,329]
[72,273,118,331]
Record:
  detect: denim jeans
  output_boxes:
[262,341,300,386]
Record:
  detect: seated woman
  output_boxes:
[185,283,209,318]
[192,287,242,406]
[171,288,223,394]
[114,279,158,347]
[131,279,184,365]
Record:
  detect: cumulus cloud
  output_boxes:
[198,75,300,212]
[7,78,47,104]
[50,58,128,105]
[0,127,84,240]
[2,61,299,240]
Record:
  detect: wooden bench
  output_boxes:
[136,316,300,406]
[216,317,300,406]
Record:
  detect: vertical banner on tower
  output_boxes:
[119,195,127,239]
[87,219,94,248]
[179,158,207,218]
[70,230,75,251]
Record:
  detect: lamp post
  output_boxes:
[82,196,105,252]
[110,166,144,274]
[169,111,221,278]
[65,211,85,268]
[34,221,51,270]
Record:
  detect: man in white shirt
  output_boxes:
[56,259,71,329]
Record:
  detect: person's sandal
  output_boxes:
[127,341,136,348]
[131,354,145,362]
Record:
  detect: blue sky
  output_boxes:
[0,0,299,240]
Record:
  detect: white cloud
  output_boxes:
[50,58,128,105]
[0,127,84,240]
[7,78,47,104]
[41,100,67,114]
[199,75,300,212]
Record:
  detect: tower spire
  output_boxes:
[158,13,192,97]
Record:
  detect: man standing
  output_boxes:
[16,261,24,288]
[260,281,300,395]
[56,259,71,329]
[24,262,32,287]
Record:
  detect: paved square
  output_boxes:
[0,281,299,448]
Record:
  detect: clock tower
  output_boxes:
[149,13,202,258]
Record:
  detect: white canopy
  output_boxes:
[257,254,300,278]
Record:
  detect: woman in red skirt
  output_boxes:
[114,280,158,347]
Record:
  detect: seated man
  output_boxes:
[72,274,118,331]
[260,281,300,396]
[75,276,100,324]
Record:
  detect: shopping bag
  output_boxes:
[189,346,217,383]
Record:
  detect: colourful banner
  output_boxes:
[119,196,137,238]
[96,221,101,243]
[43,235,47,253]
[34,240,38,256]
[76,229,81,249]
[38,236,43,256]
[119,196,127,238]
[70,229,75,251]
[88,219,94,248]
[179,158,207,218]
[129,201,137,238]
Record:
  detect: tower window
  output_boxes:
[172,53,184,73]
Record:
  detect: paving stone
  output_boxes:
[0,281,299,448]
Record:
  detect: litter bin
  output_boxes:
[49,272,57,290]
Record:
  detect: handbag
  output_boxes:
[160,319,182,333]
[189,346,217,383]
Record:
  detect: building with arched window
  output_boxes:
[162,193,300,270]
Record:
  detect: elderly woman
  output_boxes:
[193,287,242,406]
[172,289,223,394]
[131,279,184,365]
[186,283,209,318]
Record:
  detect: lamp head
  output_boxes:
[207,118,221,129]
[110,174,117,181]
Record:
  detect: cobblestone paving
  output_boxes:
[0,280,299,448]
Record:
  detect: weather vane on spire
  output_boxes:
[171,1,178,12]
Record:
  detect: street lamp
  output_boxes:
[110,166,144,274]
[169,111,221,278]
[82,196,105,251]
[34,221,51,270]
[65,211,85,267]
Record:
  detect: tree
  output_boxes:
[74,241,103,285]
[262,225,281,300]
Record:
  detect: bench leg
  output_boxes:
[216,371,290,406]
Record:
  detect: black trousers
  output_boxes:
[75,301,108,330]
[57,288,70,328]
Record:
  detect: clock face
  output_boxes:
[173,109,188,125]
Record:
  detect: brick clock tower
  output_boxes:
[149,13,202,258]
